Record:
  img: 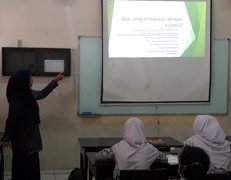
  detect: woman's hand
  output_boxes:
[54,72,64,82]
[1,141,12,149]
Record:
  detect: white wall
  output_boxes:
[0,0,231,171]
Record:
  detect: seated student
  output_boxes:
[184,115,231,174]
[94,117,167,180]
[178,145,210,180]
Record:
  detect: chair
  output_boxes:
[0,146,4,180]
[119,168,168,180]
[205,173,231,180]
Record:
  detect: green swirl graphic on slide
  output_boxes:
[107,0,115,38]
[183,2,206,57]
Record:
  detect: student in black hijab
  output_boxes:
[178,146,210,180]
[1,69,63,180]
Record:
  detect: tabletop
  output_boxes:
[78,137,183,149]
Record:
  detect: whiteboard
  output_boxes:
[79,37,229,115]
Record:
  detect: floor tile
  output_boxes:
[41,174,55,180]
[4,169,72,180]
[55,173,69,180]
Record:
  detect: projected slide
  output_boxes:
[102,0,211,103]
[108,1,206,58]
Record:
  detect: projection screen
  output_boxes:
[102,0,211,103]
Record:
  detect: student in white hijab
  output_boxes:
[95,117,167,180]
[184,115,231,174]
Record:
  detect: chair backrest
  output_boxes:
[68,168,83,180]
[119,168,168,180]
[205,173,231,180]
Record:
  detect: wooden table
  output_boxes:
[78,137,183,180]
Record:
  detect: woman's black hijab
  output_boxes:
[7,69,31,101]
[6,69,40,123]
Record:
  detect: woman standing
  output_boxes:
[1,69,63,180]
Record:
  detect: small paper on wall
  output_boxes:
[44,59,64,72]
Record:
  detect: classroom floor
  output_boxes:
[4,169,71,180]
